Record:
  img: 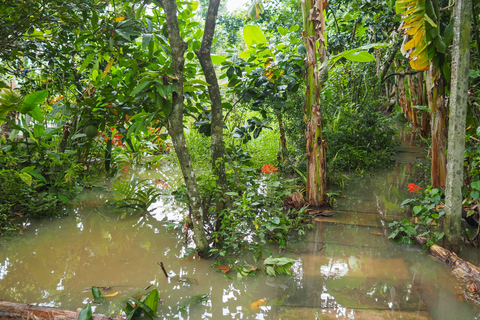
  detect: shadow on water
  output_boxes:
[0,141,479,319]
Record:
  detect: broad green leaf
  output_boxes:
[211,54,226,65]
[277,26,288,36]
[33,124,45,137]
[243,25,267,49]
[266,266,276,277]
[330,43,391,64]
[80,52,96,72]
[143,289,159,314]
[20,166,35,173]
[343,51,376,62]
[190,79,211,86]
[143,34,153,49]
[131,81,153,96]
[471,180,480,191]
[18,172,32,186]
[412,105,430,112]
[28,106,45,122]
[19,90,48,114]
[91,286,106,303]
[58,195,70,204]
[77,303,93,320]
[129,297,160,320]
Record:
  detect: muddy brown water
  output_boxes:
[1,140,479,319]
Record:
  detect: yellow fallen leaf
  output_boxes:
[249,298,267,310]
[371,232,383,236]
[103,292,119,298]
[114,16,125,22]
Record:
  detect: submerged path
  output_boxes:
[1,133,479,319]
[270,135,479,319]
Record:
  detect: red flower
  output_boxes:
[408,183,422,193]
[262,164,278,173]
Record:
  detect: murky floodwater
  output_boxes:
[1,142,479,319]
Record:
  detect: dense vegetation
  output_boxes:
[0,0,478,258]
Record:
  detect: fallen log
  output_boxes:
[0,300,115,320]
[412,236,480,304]
[412,236,480,282]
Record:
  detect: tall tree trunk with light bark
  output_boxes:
[157,0,209,256]
[444,0,472,251]
[301,0,328,207]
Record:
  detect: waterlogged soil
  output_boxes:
[1,141,479,319]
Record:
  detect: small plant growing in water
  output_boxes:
[111,177,163,210]
[389,184,445,248]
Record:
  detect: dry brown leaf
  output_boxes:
[214,265,231,274]
[249,298,267,310]
[371,232,383,236]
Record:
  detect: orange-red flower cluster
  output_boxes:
[408,183,422,193]
[262,164,278,173]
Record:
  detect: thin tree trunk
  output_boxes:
[195,0,229,213]
[277,113,287,162]
[426,63,447,189]
[157,0,209,256]
[302,0,327,207]
[444,0,472,251]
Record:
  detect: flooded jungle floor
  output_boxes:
[1,134,480,319]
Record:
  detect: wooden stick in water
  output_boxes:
[157,262,169,279]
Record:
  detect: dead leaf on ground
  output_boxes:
[371,232,383,236]
[249,298,267,310]
[214,265,231,274]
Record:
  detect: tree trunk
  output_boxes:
[302,0,327,207]
[0,300,116,320]
[444,0,472,251]
[426,63,447,189]
[157,0,209,256]
[277,113,287,163]
[195,0,229,213]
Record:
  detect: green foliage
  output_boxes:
[389,186,445,248]
[84,286,160,320]
[321,62,398,171]
[77,303,93,320]
[111,177,162,210]
[263,256,296,277]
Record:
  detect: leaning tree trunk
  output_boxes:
[195,0,229,215]
[444,0,472,251]
[157,0,209,256]
[302,0,327,207]
[426,63,447,189]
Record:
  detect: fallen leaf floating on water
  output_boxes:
[214,265,231,273]
[371,232,383,236]
[249,298,267,310]
[103,292,119,298]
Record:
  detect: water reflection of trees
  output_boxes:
[0,209,184,309]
